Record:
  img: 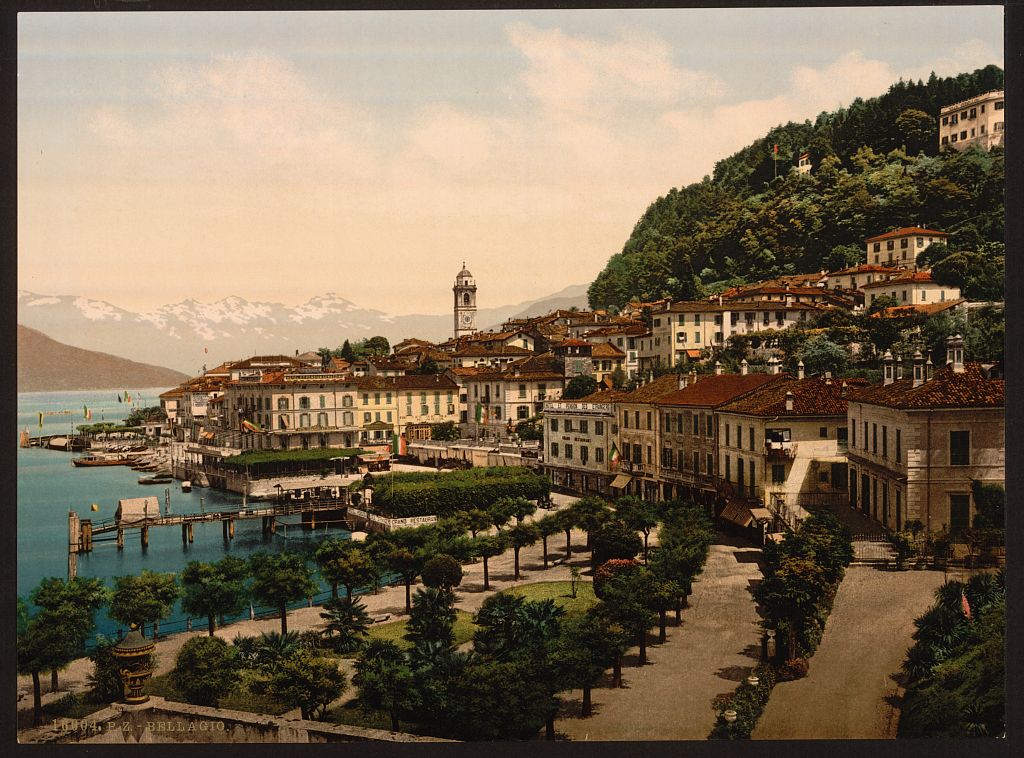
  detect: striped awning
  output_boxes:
[610,473,633,489]
[749,507,774,522]
[719,501,753,527]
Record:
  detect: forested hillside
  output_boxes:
[588,66,1005,309]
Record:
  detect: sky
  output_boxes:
[18,6,1003,316]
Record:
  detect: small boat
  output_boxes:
[139,474,173,485]
[73,456,130,467]
[181,481,192,492]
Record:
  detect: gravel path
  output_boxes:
[555,535,765,741]
[753,566,951,739]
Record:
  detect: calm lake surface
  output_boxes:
[18,389,351,645]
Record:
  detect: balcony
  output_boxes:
[765,442,797,461]
[621,461,649,475]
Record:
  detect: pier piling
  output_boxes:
[188,523,194,543]
[182,523,188,544]
[141,525,149,548]
[117,529,124,549]
[228,518,235,539]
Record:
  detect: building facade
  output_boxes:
[846,347,1004,534]
[864,227,949,268]
[939,90,1005,152]
[860,271,961,307]
[542,399,618,495]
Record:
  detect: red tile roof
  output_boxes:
[847,363,1003,409]
[617,374,685,404]
[865,227,948,243]
[591,342,626,358]
[827,264,906,276]
[869,299,966,319]
[656,373,784,408]
[453,344,533,357]
[859,271,939,289]
[718,376,851,417]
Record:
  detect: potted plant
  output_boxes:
[931,531,950,570]
[889,531,913,571]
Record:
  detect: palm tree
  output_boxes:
[320,596,371,653]
[254,630,301,673]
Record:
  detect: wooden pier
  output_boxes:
[67,497,355,579]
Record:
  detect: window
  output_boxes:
[278,415,289,430]
[887,240,894,251]
[565,444,573,460]
[317,412,328,427]
[863,421,868,449]
[551,442,559,457]
[706,453,713,474]
[646,446,652,464]
[298,396,310,409]
[951,133,958,143]
[772,464,786,483]
[838,427,848,447]
[278,397,289,410]
[565,419,574,433]
[343,411,353,426]
[580,420,589,434]
[896,429,901,462]
[726,424,730,446]
[960,130,967,140]
[299,413,310,428]
[941,115,949,125]
[653,318,661,327]
[902,290,908,302]
[663,448,673,468]
[693,413,699,435]
[950,113,958,125]
[633,444,641,463]
[677,448,685,470]
[550,418,559,432]
[950,431,970,465]
[518,384,527,399]
[872,423,877,454]
[900,238,908,249]
[622,412,628,429]
[580,446,589,465]
[596,448,604,463]
[634,411,640,428]
[595,420,604,435]
[517,405,529,419]
[882,425,888,458]
[994,100,1003,110]
[819,426,828,438]
[725,455,731,481]
[694,332,700,343]
[646,412,652,430]
[694,314,701,326]
[737,424,743,450]
[748,427,754,451]
[677,332,687,343]
[873,242,880,252]
[950,494,971,536]
[994,121,1003,132]
[693,451,700,472]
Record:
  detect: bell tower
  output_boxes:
[453,262,477,339]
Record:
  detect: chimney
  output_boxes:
[768,356,781,375]
[718,294,723,306]
[740,359,749,376]
[912,351,925,387]
[882,350,894,386]
[677,373,688,390]
[785,391,795,412]
[797,360,805,380]
[947,334,965,373]
[690,369,698,386]
[925,357,934,382]
[895,354,904,380]
[840,381,848,397]
[714,361,723,376]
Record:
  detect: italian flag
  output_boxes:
[83,405,92,420]
[474,404,483,423]
[242,419,264,433]
[609,441,621,469]
[392,432,408,456]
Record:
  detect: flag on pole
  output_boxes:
[475,404,483,423]
[772,143,779,154]
[609,441,621,469]
[84,405,92,420]
[124,391,132,403]
[961,589,972,620]
[117,394,122,403]
[241,419,263,433]
[38,412,44,429]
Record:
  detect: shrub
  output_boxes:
[775,657,809,682]
[86,636,125,703]
[368,467,550,518]
[421,554,463,592]
[170,636,241,707]
[709,664,778,739]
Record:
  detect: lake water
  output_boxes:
[18,389,352,645]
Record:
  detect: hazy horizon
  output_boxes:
[19,7,1003,316]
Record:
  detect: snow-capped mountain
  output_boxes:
[17,286,588,375]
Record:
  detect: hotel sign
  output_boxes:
[544,402,613,414]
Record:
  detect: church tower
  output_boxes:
[453,262,477,339]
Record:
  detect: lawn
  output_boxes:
[503,580,597,613]
[340,609,476,657]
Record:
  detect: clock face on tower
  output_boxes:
[461,313,473,325]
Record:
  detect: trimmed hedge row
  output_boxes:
[709,664,777,739]
[368,467,550,518]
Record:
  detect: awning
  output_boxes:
[610,473,633,489]
[719,501,754,528]
[749,507,774,522]
[684,349,702,358]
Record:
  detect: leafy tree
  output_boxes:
[593,559,657,665]
[421,553,463,592]
[971,480,1004,530]
[18,603,93,724]
[591,519,643,568]
[549,610,622,716]
[515,417,544,442]
[319,596,371,653]
[444,659,556,740]
[314,537,352,600]
[430,421,460,441]
[339,339,355,362]
[867,293,901,314]
[563,375,598,399]
[473,534,506,591]
[316,347,333,371]
[332,546,380,600]
[249,631,302,674]
[386,547,424,614]
[895,108,935,155]
[405,587,457,648]
[267,650,348,720]
[180,557,249,636]
[249,552,317,635]
[609,366,627,388]
[568,495,613,548]
[537,515,562,569]
[109,570,180,639]
[413,358,439,375]
[86,636,124,704]
[507,523,540,580]
[797,335,850,377]
[753,556,829,658]
[353,639,420,731]
[502,495,537,523]
[30,577,109,689]
[554,509,575,561]
[616,496,660,563]
[171,636,241,707]
[465,507,493,538]
[362,336,391,356]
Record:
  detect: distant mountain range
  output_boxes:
[17,285,588,375]
[18,324,190,393]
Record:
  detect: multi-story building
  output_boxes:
[613,374,683,500]
[355,376,401,444]
[542,398,618,496]
[582,324,647,378]
[552,340,596,378]
[451,344,534,368]
[223,370,362,451]
[655,369,784,503]
[717,372,853,528]
[590,342,626,385]
[824,263,906,291]
[864,227,949,268]
[394,374,461,440]
[939,90,1005,152]
[645,301,824,369]
[860,271,961,308]
[846,343,1004,534]
[463,354,566,436]
[227,355,308,382]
